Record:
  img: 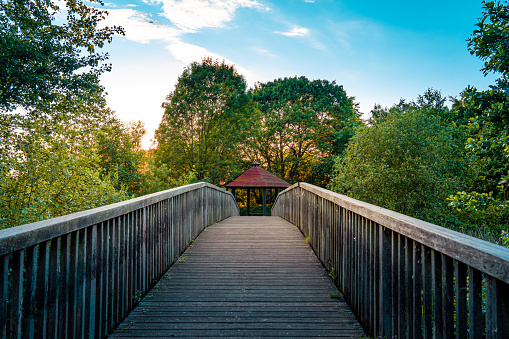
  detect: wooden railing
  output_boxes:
[272,182,509,339]
[0,182,238,339]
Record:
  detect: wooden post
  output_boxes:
[247,188,250,216]
[263,189,267,216]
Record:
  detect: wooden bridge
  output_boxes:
[1,182,509,338]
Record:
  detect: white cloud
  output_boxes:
[275,26,310,37]
[143,0,265,31]
[303,0,315,2]
[255,48,276,57]
[101,9,181,43]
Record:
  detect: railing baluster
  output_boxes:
[469,267,483,338]
[0,254,8,339]
[398,233,406,338]
[381,226,393,337]
[485,274,509,338]
[59,234,70,339]
[433,248,443,338]
[36,240,50,337]
[47,237,60,338]
[23,245,38,339]
[455,260,468,339]
[68,232,78,338]
[374,222,381,336]
[423,245,433,338]
[392,231,399,338]
[76,229,86,338]
[101,222,110,338]
[405,237,414,338]
[442,254,455,338]
[9,249,24,339]
[85,225,97,338]
[413,242,423,339]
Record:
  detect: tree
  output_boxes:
[250,76,360,185]
[154,58,257,185]
[468,0,509,84]
[0,0,128,228]
[0,0,123,112]
[0,107,129,229]
[329,96,469,225]
[446,1,509,240]
[95,118,147,196]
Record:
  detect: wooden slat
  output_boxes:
[442,254,455,338]
[0,255,8,339]
[412,242,423,339]
[47,237,60,338]
[485,275,509,338]
[23,245,38,339]
[36,241,50,337]
[58,234,70,339]
[469,267,483,338]
[455,260,468,339]
[9,250,23,339]
[110,216,365,338]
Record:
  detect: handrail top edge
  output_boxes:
[277,182,509,264]
[0,182,231,256]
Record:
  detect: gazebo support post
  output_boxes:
[262,188,267,216]
[247,188,250,216]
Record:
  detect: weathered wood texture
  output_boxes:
[272,182,509,339]
[0,183,238,339]
[110,216,365,338]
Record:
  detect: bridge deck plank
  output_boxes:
[110,216,365,338]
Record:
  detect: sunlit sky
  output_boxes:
[94,0,497,148]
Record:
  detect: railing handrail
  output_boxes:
[274,182,509,284]
[0,182,235,256]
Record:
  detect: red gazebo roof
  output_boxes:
[225,161,290,189]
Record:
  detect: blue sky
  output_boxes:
[95,0,497,148]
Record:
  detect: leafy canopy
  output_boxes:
[329,92,469,225]
[0,0,123,112]
[154,57,256,185]
[468,0,509,82]
[250,76,360,185]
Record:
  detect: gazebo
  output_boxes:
[225,161,290,216]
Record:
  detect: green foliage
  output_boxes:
[446,86,509,237]
[154,57,257,185]
[250,76,361,185]
[441,2,509,241]
[501,230,509,247]
[329,94,469,225]
[0,0,123,112]
[449,86,509,197]
[329,290,342,299]
[0,107,129,229]
[140,155,199,196]
[96,118,147,196]
[468,0,509,82]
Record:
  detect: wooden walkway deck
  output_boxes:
[110,216,365,338]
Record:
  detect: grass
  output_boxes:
[329,290,343,298]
